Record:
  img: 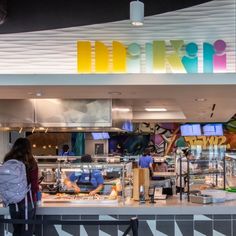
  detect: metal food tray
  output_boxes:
[42,194,119,205]
[42,198,119,205]
[190,194,212,204]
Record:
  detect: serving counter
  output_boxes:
[1,197,236,236]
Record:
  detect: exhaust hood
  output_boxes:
[0,99,112,128]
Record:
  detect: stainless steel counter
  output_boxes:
[1,196,236,215]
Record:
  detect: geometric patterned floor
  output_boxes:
[1,214,235,236]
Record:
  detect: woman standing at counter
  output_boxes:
[4,138,39,236]
[64,154,104,196]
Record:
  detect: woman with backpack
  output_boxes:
[4,137,39,236]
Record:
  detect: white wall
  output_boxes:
[85,134,108,155]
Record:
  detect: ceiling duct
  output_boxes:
[0,0,7,25]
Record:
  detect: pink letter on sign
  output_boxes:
[213,40,226,72]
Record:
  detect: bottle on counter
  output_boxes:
[139,185,145,203]
[116,179,122,196]
[109,184,118,200]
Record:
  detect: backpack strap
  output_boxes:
[25,164,31,185]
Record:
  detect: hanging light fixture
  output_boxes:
[130,0,144,26]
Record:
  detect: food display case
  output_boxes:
[225,153,236,190]
[179,148,226,201]
[38,160,131,205]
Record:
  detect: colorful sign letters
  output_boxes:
[77,40,227,74]
[184,136,229,149]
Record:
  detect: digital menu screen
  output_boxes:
[202,124,223,136]
[91,132,110,140]
[180,124,201,136]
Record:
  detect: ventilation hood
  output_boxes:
[0,99,113,129]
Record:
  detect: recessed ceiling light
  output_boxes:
[195,98,207,102]
[112,108,131,112]
[145,108,167,112]
[36,92,42,97]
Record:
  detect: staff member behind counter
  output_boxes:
[139,148,153,170]
[59,144,75,156]
[64,154,104,196]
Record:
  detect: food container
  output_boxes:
[42,170,56,182]
[201,190,226,203]
[190,194,212,204]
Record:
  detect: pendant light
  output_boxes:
[130,0,144,26]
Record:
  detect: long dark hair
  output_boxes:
[4,137,37,170]
[81,154,92,163]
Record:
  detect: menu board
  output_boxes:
[202,124,223,136]
[180,124,201,136]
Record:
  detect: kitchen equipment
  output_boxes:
[201,190,226,203]
[189,190,201,195]
[148,186,156,203]
[42,170,56,182]
[190,194,212,204]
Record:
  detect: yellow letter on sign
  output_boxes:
[95,41,109,73]
[77,41,91,73]
[153,41,166,73]
[112,41,126,73]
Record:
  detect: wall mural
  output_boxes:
[109,133,150,155]
[135,120,236,154]
[223,115,236,149]
[136,122,179,156]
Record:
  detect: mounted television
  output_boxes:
[180,124,201,136]
[92,132,110,140]
[202,123,223,136]
[122,120,134,132]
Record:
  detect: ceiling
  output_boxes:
[0,0,212,33]
[0,74,235,123]
[0,0,234,125]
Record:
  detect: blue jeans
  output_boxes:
[9,201,36,236]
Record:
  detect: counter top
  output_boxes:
[1,196,236,215]
[152,172,176,177]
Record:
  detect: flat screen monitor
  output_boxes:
[122,120,134,132]
[203,123,223,136]
[180,124,201,136]
[92,132,110,140]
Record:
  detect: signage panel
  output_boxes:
[77,39,227,74]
